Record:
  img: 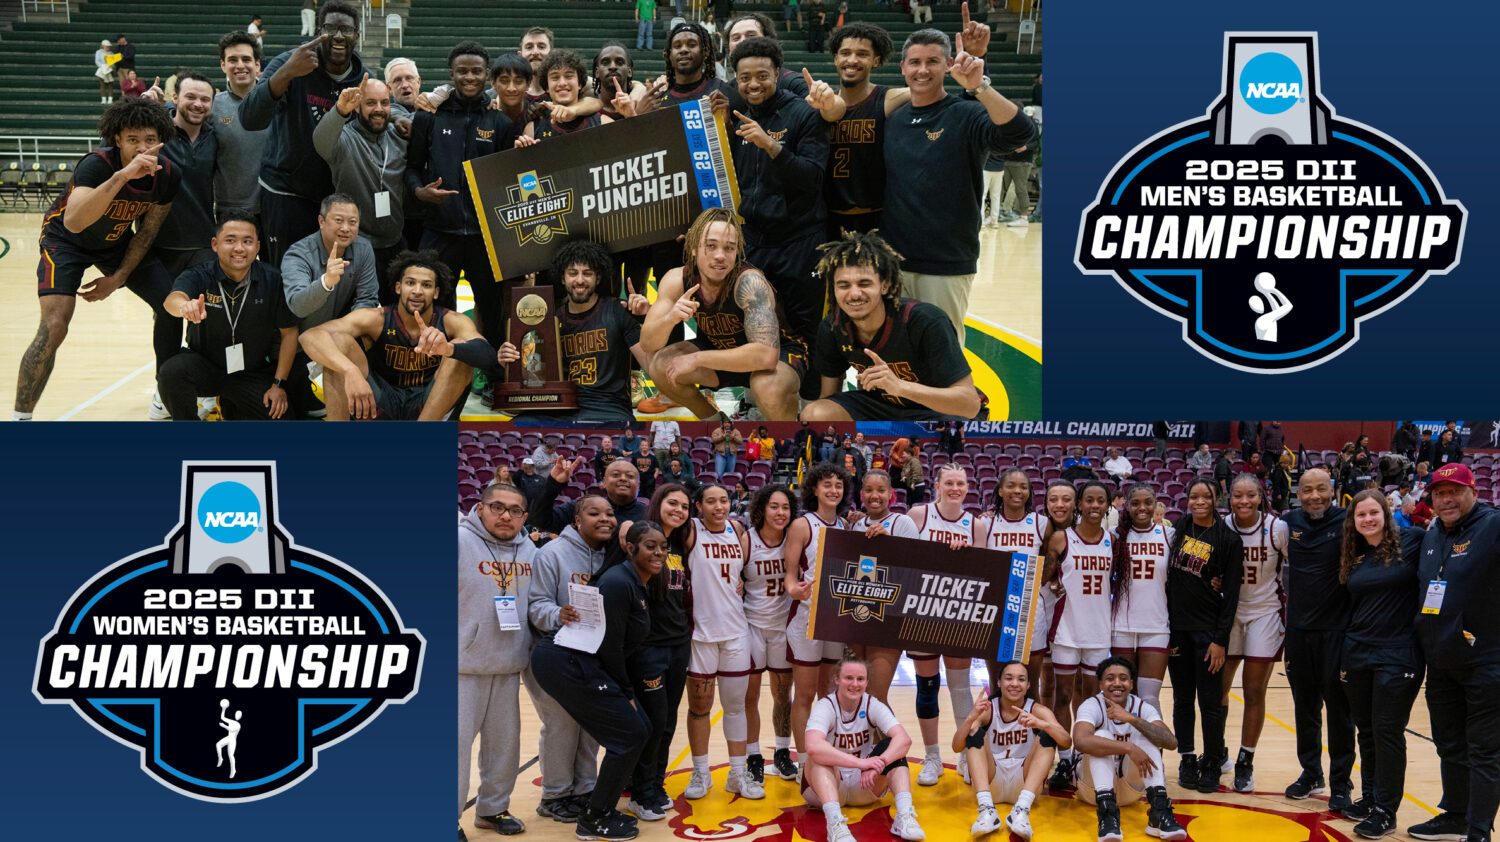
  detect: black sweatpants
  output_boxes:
[1285,626,1356,791]
[1342,642,1423,812]
[1426,663,1500,835]
[746,230,825,347]
[259,191,320,268]
[157,351,281,420]
[627,643,675,796]
[1168,628,1227,761]
[530,639,652,813]
[649,641,691,790]
[420,230,494,339]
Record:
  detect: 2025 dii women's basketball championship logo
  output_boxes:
[1076,32,1466,373]
[32,462,425,802]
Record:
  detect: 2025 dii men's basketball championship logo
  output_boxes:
[1076,33,1466,373]
[32,462,425,802]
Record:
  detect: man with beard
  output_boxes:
[298,249,488,420]
[315,74,408,293]
[519,26,555,109]
[802,230,980,421]
[527,457,647,567]
[721,13,810,105]
[241,0,367,266]
[148,71,219,279]
[725,36,834,348]
[641,207,806,421]
[158,211,298,421]
[496,240,649,423]
[213,31,266,221]
[404,41,517,342]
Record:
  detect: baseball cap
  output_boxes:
[522,458,534,466]
[1429,463,1475,489]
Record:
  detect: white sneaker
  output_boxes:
[725,769,765,799]
[1007,217,1030,227]
[684,768,711,799]
[1005,805,1034,840]
[827,816,856,842]
[626,798,665,821]
[959,752,970,784]
[971,804,1001,834]
[918,754,943,786]
[147,391,170,420]
[891,810,927,841]
[197,396,218,420]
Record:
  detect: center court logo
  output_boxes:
[1076,33,1466,373]
[33,462,425,802]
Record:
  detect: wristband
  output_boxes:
[271,378,286,388]
[320,274,334,292]
[450,337,497,368]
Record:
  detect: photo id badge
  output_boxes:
[225,342,245,374]
[495,595,521,631]
[1423,580,1447,615]
[374,191,391,218]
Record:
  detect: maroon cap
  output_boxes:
[1429,463,1476,489]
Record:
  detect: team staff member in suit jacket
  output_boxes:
[1281,468,1360,814]
[530,501,655,842]
[457,483,538,839]
[1411,464,1500,842]
[1338,489,1425,840]
[1165,478,1242,794]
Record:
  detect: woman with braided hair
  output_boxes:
[802,229,982,421]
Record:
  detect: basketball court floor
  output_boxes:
[0,212,1040,420]
[469,659,1445,841]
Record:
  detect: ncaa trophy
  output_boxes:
[492,285,578,413]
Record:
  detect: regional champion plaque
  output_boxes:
[493,285,577,413]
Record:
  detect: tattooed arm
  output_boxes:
[687,270,780,373]
[1129,715,1179,751]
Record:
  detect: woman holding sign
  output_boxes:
[848,468,920,704]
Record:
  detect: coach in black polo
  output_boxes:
[1412,463,1500,842]
[157,211,298,420]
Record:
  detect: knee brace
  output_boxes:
[964,724,990,750]
[916,674,941,720]
[946,667,974,722]
[719,675,749,742]
[1037,731,1058,749]
[870,737,908,774]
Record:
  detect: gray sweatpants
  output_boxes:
[459,671,523,818]
[526,667,600,799]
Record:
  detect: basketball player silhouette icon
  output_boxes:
[216,699,243,778]
[1248,272,1293,342]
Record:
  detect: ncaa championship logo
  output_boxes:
[1076,33,1466,372]
[33,462,425,802]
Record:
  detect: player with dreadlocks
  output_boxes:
[640,207,806,421]
[801,230,981,421]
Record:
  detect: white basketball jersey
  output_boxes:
[1055,527,1114,649]
[688,518,748,642]
[1233,513,1289,618]
[918,506,975,546]
[850,511,920,539]
[1114,523,1173,634]
[811,692,900,759]
[1079,693,1159,745]
[986,511,1045,557]
[742,526,790,631]
[798,512,841,583]
[988,697,1038,764]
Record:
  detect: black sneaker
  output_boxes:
[1096,792,1124,842]
[649,786,672,813]
[537,796,582,823]
[746,753,766,784]
[1466,832,1491,842]
[474,811,526,835]
[1145,786,1187,841]
[1049,756,1076,791]
[1327,790,1356,816]
[1354,806,1397,839]
[773,748,799,780]
[1233,749,1255,792]
[459,826,467,842]
[1338,797,1374,822]
[1408,812,1469,841]
[1177,753,1199,789]
[1196,753,1224,793]
[574,808,639,841]
[1284,771,1327,800]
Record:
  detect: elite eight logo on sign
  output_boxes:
[33,462,425,802]
[1076,33,1466,372]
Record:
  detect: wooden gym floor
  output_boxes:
[468,659,1445,841]
[0,212,1039,421]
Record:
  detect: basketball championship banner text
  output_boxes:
[465,100,740,280]
[808,531,1040,662]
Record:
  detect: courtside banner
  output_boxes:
[465,99,740,280]
[808,531,1040,662]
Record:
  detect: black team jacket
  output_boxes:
[728,87,829,246]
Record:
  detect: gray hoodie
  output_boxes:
[458,506,539,676]
[312,105,408,247]
[527,525,608,637]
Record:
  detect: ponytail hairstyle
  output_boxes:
[992,467,1033,516]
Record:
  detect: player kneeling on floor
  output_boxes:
[954,661,1070,839]
[1072,657,1187,842]
[803,656,926,842]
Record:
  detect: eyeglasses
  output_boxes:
[484,502,526,518]
[321,25,358,38]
